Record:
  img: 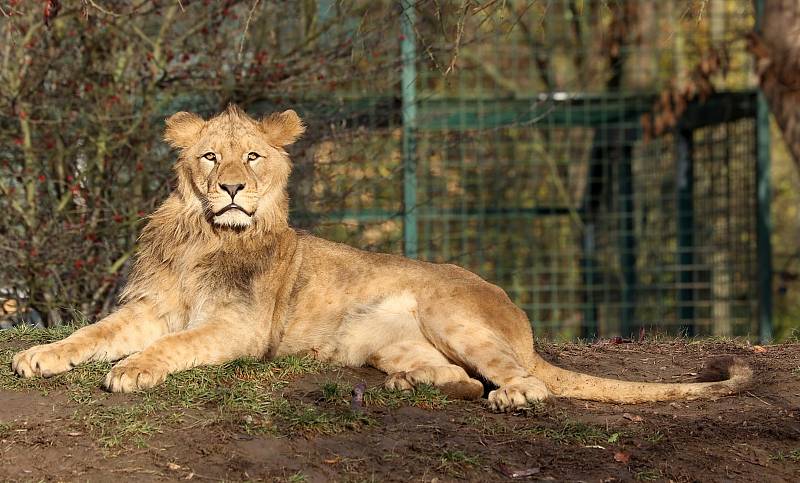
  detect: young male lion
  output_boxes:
[12,105,751,411]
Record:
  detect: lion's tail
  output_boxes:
[527,354,752,403]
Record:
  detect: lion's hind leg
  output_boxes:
[368,341,484,400]
[419,309,551,412]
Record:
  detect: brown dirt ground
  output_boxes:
[1,338,799,482]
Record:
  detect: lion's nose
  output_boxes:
[219,183,245,199]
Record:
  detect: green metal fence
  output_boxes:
[285,0,770,340]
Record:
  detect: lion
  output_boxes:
[12,105,752,411]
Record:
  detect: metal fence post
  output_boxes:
[756,95,773,343]
[755,0,773,343]
[676,128,695,337]
[400,0,418,258]
[617,130,637,338]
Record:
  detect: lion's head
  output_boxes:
[163,104,305,230]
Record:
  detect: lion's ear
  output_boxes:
[164,111,205,149]
[260,110,305,147]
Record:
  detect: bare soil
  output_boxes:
[1,337,799,482]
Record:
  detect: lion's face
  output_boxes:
[164,105,305,229]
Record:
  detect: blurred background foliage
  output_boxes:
[0,0,797,341]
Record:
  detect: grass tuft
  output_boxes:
[517,414,623,445]
[0,422,11,438]
[771,448,800,463]
[635,468,664,481]
[363,384,449,409]
[437,449,480,477]
[287,471,308,482]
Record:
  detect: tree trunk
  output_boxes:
[751,0,800,168]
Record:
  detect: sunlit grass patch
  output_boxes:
[771,448,800,463]
[319,380,450,410]
[517,415,623,445]
[0,328,347,448]
[82,402,161,448]
[270,397,372,434]
[4,327,459,451]
[0,349,111,393]
[0,323,82,345]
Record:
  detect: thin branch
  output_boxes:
[444,0,469,76]
[83,0,121,17]
[238,0,262,61]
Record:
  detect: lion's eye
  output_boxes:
[247,152,260,162]
[202,152,216,161]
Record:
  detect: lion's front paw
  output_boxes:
[487,377,551,412]
[104,356,168,393]
[12,342,87,378]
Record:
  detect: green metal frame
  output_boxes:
[401,0,418,259]
[676,128,695,337]
[755,0,773,342]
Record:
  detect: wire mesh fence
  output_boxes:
[0,1,771,339]
[290,0,768,339]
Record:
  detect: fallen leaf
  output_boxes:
[614,451,630,464]
[622,413,644,423]
[752,345,767,353]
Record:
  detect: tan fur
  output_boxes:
[12,106,752,411]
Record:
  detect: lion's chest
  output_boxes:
[163,250,265,329]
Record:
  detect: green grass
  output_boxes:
[437,449,481,477]
[462,414,510,437]
[287,471,308,482]
[517,415,623,445]
[320,380,450,410]
[0,422,11,438]
[0,326,453,450]
[644,429,664,444]
[463,409,625,447]
[635,468,664,481]
[439,449,480,466]
[0,323,81,345]
[0,326,365,447]
[771,449,800,463]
